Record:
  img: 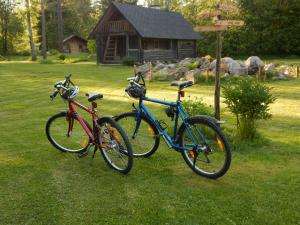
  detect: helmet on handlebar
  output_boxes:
[126,83,146,99]
[61,86,79,99]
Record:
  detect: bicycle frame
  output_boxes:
[134,96,207,152]
[66,99,98,143]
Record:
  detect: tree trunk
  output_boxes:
[57,0,64,52]
[1,0,10,55]
[41,0,47,59]
[25,0,37,61]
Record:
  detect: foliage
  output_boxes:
[49,49,59,55]
[122,56,135,66]
[182,97,214,116]
[187,60,200,70]
[222,77,276,140]
[87,40,96,54]
[58,54,66,60]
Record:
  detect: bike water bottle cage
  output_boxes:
[126,72,147,99]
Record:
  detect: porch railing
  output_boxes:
[100,20,132,33]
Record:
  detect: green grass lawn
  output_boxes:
[0,61,300,225]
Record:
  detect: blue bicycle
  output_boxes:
[115,73,231,178]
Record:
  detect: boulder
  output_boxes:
[264,63,276,72]
[153,62,165,72]
[185,69,201,82]
[277,65,293,76]
[172,66,189,80]
[178,58,196,67]
[136,63,151,74]
[245,56,264,75]
[210,57,245,75]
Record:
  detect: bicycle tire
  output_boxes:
[46,112,92,153]
[97,117,133,174]
[178,116,231,179]
[114,111,160,158]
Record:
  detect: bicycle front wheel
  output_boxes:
[115,111,160,158]
[178,117,231,179]
[97,117,133,174]
[46,112,91,153]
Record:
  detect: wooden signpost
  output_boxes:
[194,3,244,121]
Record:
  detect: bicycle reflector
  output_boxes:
[180,91,185,97]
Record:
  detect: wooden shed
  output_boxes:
[63,35,88,53]
[89,2,200,64]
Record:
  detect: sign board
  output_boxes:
[194,25,227,32]
[215,20,244,27]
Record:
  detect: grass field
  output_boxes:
[0,60,300,225]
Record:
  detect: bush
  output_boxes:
[222,78,276,140]
[58,54,66,60]
[187,60,200,70]
[195,73,215,83]
[122,57,136,66]
[49,49,60,55]
[182,97,214,116]
[87,40,96,54]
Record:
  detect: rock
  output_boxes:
[264,63,276,72]
[245,56,264,75]
[166,64,176,69]
[136,63,151,74]
[153,62,165,72]
[185,69,201,82]
[277,65,293,76]
[172,66,189,80]
[178,58,196,67]
[210,57,245,75]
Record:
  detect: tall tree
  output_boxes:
[41,0,47,59]
[57,0,63,52]
[25,0,37,60]
[0,0,13,55]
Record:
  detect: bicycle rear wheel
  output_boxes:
[114,111,160,157]
[46,112,91,153]
[97,117,133,174]
[178,116,231,179]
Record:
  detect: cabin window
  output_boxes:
[178,41,194,49]
[142,39,171,50]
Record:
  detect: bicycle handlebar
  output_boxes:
[50,74,73,100]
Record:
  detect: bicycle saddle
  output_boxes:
[85,93,103,102]
[171,81,193,90]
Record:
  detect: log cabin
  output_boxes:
[63,35,88,54]
[89,2,200,64]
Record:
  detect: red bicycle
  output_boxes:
[45,74,133,174]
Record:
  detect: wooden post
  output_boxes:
[149,62,153,82]
[134,64,137,74]
[214,31,222,121]
[297,66,299,78]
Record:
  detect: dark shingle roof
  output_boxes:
[112,2,200,40]
[63,35,87,43]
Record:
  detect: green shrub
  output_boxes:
[122,57,135,66]
[182,97,214,116]
[49,49,59,55]
[195,72,215,83]
[87,40,96,54]
[58,54,66,60]
[222,78,276,140]
[187,60,200,70]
